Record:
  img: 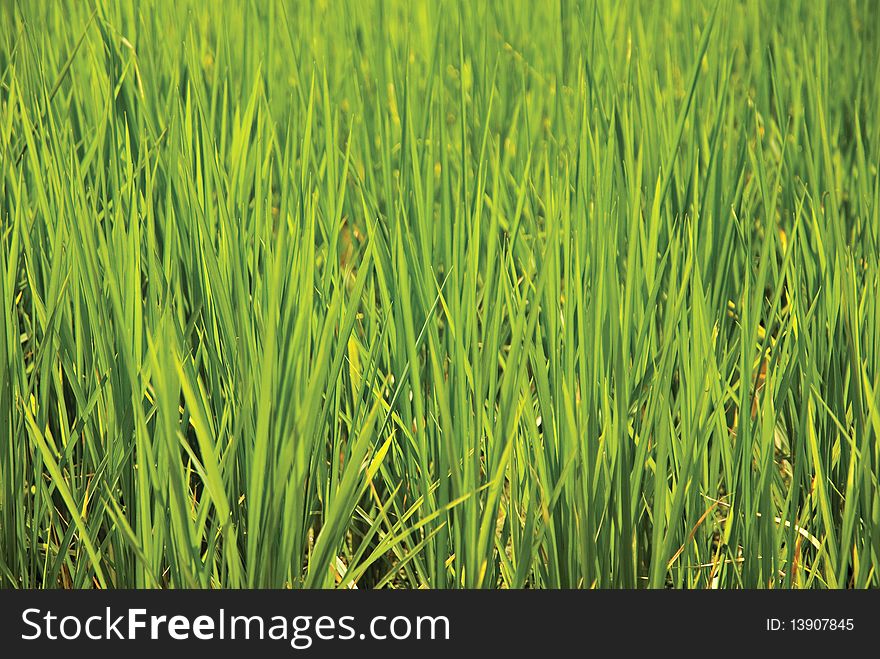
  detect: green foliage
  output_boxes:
[1,0,878,588]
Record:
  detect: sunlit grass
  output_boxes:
[0,0,878,589]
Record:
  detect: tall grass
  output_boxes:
[1,0,878,588]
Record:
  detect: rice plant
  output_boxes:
[1,0,878,589]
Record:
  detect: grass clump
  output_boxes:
[1,0,878,589]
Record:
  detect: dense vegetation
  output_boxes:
[1,0,878,588]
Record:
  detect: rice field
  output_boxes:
[1,0,878,589]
